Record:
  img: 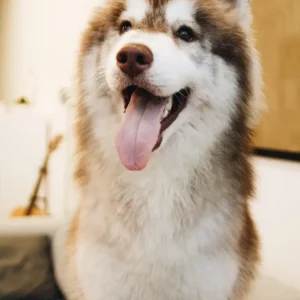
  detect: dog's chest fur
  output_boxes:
[77,239,238,300]
[75,163,241,300]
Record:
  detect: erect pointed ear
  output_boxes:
[223,0,251,28]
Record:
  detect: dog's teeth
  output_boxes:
[167,99,172,111]
[162,99,172,119]
[163,109,169,119]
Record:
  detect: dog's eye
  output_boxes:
[177,26,195,42]
[119,21,132,35]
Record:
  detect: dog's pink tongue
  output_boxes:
[116,88,166,171]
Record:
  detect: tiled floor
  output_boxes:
[250,157,300,299]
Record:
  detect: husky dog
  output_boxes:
[56,0,262,299]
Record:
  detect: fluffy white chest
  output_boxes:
[76,218,239,300]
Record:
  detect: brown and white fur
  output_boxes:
[54,0,262,299]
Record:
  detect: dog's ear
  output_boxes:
[222,0,251,28]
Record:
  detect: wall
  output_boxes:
[252,0,300,152]
[0,107,49,217]
[0,0,103,218]
[0,0,101,108]
[0,0,10,104]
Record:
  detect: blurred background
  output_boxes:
[0,0,101,220]
[0,1,299,299]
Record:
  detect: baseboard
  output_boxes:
[253,148,300,162]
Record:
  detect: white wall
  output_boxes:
[0,107,48,217]
[0,1,10,104]
[0,0,101,108]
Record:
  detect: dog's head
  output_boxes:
[77,0,261,172]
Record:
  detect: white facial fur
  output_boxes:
[166,0,196,24]
[121,0,150,22]
[105,30,197,96]
[235,0,252,28]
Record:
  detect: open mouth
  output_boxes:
[116,85,190,171]
[122,85,190,147]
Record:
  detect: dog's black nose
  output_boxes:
[116,44,153,78]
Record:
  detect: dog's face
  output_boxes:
[79,0,259,172]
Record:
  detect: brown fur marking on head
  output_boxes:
[191,0,254,200]
[119,0,169,32]
[148,0,170,8]
[194,0,251,98]
[80,1,125,55]
[139,9,168,32]
[75,1,126,186]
